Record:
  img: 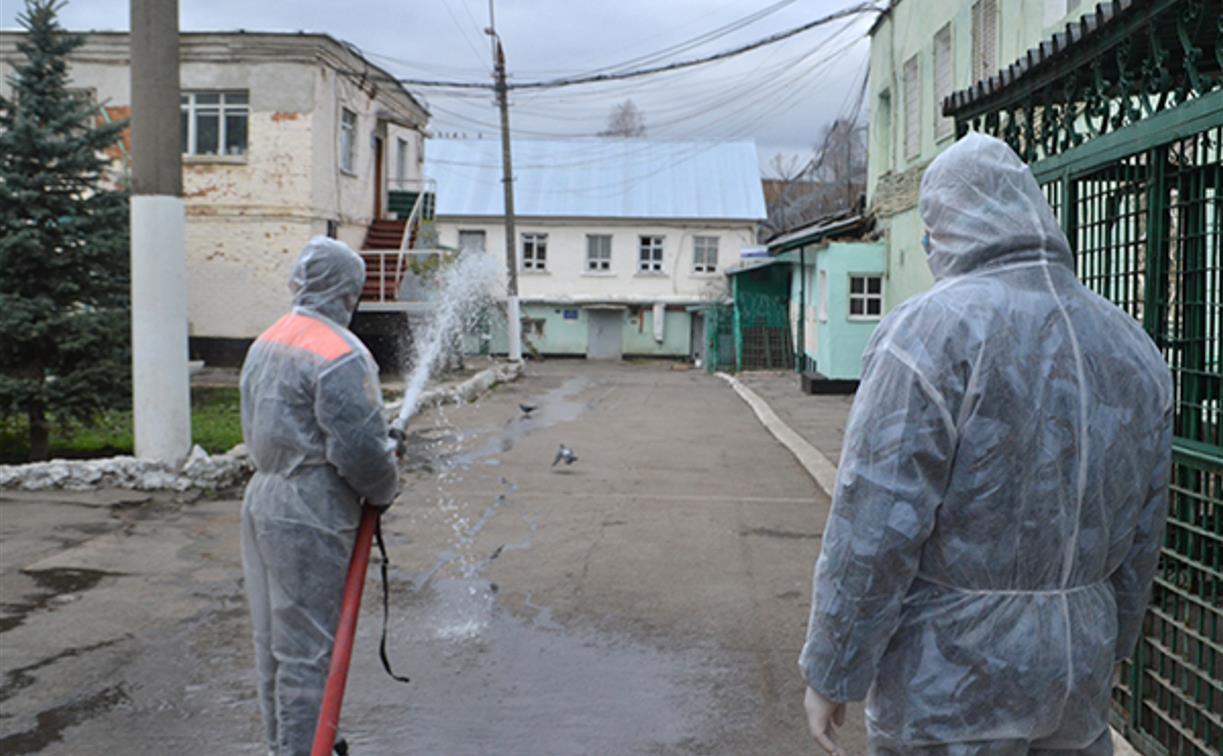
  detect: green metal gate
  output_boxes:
[1040,122,1222,756]
[946,2,1221,752]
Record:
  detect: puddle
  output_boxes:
[344,578,722,754]
[0,569,112,634]
[0,638,124,707]
[447,375,597,468]
[0,684,129,754]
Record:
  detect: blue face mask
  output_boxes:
[921,232,931,255]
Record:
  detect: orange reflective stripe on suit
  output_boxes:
[257,313,352,361]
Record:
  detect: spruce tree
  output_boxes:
[0,0,131,461]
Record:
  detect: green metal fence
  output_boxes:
[946,2,1222,750]
[1039,126,1222,756]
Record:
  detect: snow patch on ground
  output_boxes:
[0,361,524,492]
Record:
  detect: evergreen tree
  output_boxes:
[0,0,131,461]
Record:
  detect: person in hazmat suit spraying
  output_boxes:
[799,133,1172,755]
[240,237,399,755]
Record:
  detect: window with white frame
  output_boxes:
[971,0,998,84]
[1043,0,1081,26]
[849,274,883,318]
[638,235,664,273]
[522,233,547,271]
[586,234,612,272]
[692,236,719,273]
[339,108,357,172]
[903,54,920,160]
[933,23,954,141]
[180,91,248,156]
[876,89,892,171]
[458,230,485,254]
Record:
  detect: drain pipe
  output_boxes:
[311,505,378,756]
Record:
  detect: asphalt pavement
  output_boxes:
[0,360,865,755]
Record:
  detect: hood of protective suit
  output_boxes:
[918,132,1073,280]
[288,236,366,326]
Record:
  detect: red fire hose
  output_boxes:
[311,505,378,756]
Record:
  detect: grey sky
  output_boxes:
[3,0,878,174]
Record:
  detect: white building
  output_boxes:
[0,31,430,365]
[426,139,766,359]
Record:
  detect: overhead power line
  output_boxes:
[380,2,881,91]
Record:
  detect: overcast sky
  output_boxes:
[2,0,879,175]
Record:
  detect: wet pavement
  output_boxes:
[0,361,866,754]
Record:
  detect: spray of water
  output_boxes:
[394,252,502,430]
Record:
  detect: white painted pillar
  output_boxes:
[130,0,190,464]
[507,294,522,361]
[130,196,191,463]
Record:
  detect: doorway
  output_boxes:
[585,309,623,360]
[373,136,384,218]
[689,312,706,366]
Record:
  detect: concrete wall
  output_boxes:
[789,242,885,380]
[435,218,752,305]
[867,0,1087,310]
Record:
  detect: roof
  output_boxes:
[944,0,1152,117]
[0,30,429,121]
[766,212,870,252]
[426,139,767,221]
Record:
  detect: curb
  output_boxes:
[384,360,523,421]
[716,372,839,497]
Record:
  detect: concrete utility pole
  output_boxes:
[129,0,191,463]
[486,2,522,362]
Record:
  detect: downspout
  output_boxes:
[732,275,743,373]
[797,246,806,373]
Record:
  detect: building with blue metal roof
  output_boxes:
[426,138,767,361]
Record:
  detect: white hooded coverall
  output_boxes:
[799,134,1173,754]
[240,237,399,755]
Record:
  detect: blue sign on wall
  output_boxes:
[562,309,579,320]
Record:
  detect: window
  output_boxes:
[326,220,339,239]
[180,91,248,156]
[692,236,719,273]
[849,274,883,318]
[396,137,408,182]
[1043,0,1081,26]
[638,235,664,273]
[818,270,828,322]
[903,55,920,160]
[459,230,485,254]
[971,0,997,85]
[339,108,357,172]
[586,234,612,272]
[876,89,892,171]
[522,233,547,271]
[933,24,954,141]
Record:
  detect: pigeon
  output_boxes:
[552,444,578,467]
[519,403,537,416]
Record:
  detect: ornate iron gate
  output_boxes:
[947,2,1221,752]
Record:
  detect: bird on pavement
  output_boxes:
[552,444,578,467]
[519,403,537,416]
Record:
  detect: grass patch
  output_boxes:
[0,387,243,464]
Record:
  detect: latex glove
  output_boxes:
[804,686,847,755]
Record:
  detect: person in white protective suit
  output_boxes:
[240,237,399,755]
[799,133,1172,755]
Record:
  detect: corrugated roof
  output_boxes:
[426,139,767,221]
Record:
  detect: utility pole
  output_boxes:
[486,2,522,362]
[130,0,191,463]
